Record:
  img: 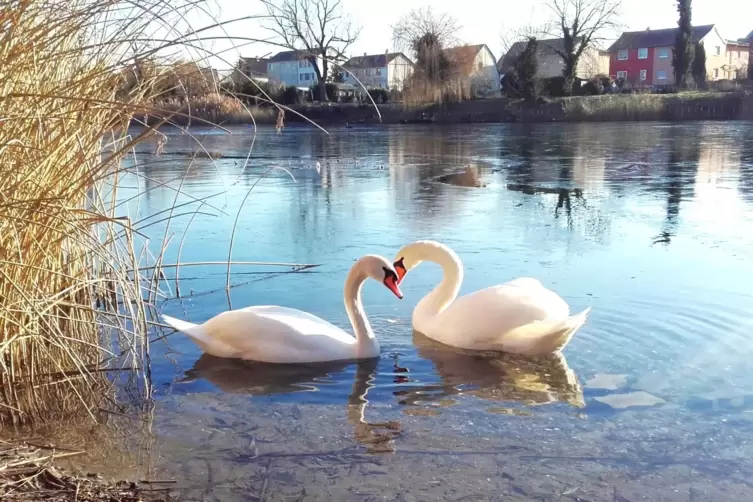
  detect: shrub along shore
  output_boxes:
[137,91,753,128]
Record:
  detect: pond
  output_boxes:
[85,122,753,500]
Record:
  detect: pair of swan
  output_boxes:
[162,240,591,364]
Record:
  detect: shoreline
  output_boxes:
[136,91,753,128]
[0,439,175,501]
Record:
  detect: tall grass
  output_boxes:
[402,74,472,108]
[0,0,265,426]
[560,94,667,121]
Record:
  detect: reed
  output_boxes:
[148,94,277,126]
[0,0,266,426]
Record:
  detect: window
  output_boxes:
[617,70,627,79]
[715,46,721,56]
[376,67,382,76]
[657,70,667,80]
[640,69,647,81]
[658,48,670,59]
[737,51,741,59]
[618,49,628,60]
[714,68,719,78]
[477,61,483,71]
[638,48,648,59]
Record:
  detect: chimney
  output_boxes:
[386,49,389,55]
[364,52,367,57]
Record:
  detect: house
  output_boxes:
[238,57,269,81]
[341,51,414,91]
[267,49,329,88]
[231,57,269,87]
[607,25,727,87]
[498,38,609,80]
[748,30,753,78]
[725,40,750,80]
[443,44,500,97]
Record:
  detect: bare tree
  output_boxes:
[545,0,620,95]
[392,7,461,82]
[261,0,359,101]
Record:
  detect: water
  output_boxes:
[88,123,753,499]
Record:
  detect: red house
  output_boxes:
[607,25,716,87]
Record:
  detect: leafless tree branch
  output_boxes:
[391,7,461,56]
[544,0,621,94]
[260,0,360,100]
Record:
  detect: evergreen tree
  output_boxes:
[691,42,706,87]
[514,38,539,101]
[673,0,694,89]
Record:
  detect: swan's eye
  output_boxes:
[393,257,406,282]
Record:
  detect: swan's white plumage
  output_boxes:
[163,307,363,363]
[162,255,401,364]
[397,241,590,355]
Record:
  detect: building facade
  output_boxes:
[608,25,728,87]
[267,50,328,88]
[342,52,414,90]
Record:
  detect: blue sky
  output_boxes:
[182,0,752,70]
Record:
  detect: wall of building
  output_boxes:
[725,43,749,79]
[469,47,500,94]
[652,46,673,85]
[703,29,729,81]
[343,66,388,88]
[268,57,324,87]
[609,47,656,85]
[387,56,414,90]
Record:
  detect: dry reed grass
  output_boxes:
[0,0,294,427]
[402,75,473,108]
[149,94,277,126]
[560,94,668,121]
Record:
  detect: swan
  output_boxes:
[161,255,403,364]
[391,241,590,355]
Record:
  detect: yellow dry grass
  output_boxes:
[0,0,198,426]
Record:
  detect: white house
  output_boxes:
[341,51,414,90]
[267,49,328,88]
[443,44,501,97]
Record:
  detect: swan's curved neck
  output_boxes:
[343,262,379,358]
[414,243,464,319]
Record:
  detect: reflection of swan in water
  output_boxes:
[393,332,584,413]
[183,354,401,453]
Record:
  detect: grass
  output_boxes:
[151,94,277,126]
[0,0,307,428]
[559,94,668,121]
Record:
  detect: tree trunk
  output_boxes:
[562,60,577,96]
[319,60,329,102]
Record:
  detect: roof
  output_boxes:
[268,49,324,63]
[239,57,268,76]
[343,52,412,68]
[747,29,753,41]
[498,38,576,72]
[607,25,715,52]
[443,44,491,75]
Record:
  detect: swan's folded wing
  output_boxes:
[200,306,358,362]
[431,281,571,348]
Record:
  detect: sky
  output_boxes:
[180,0,753,70]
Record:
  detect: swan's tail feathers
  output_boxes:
[162,314,208,343]
[500,307,591,355]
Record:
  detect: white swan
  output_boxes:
[392,241,590,355]
[161,255,403,364]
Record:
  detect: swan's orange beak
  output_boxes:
[394,258,406,283]
[384,275,403,299]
